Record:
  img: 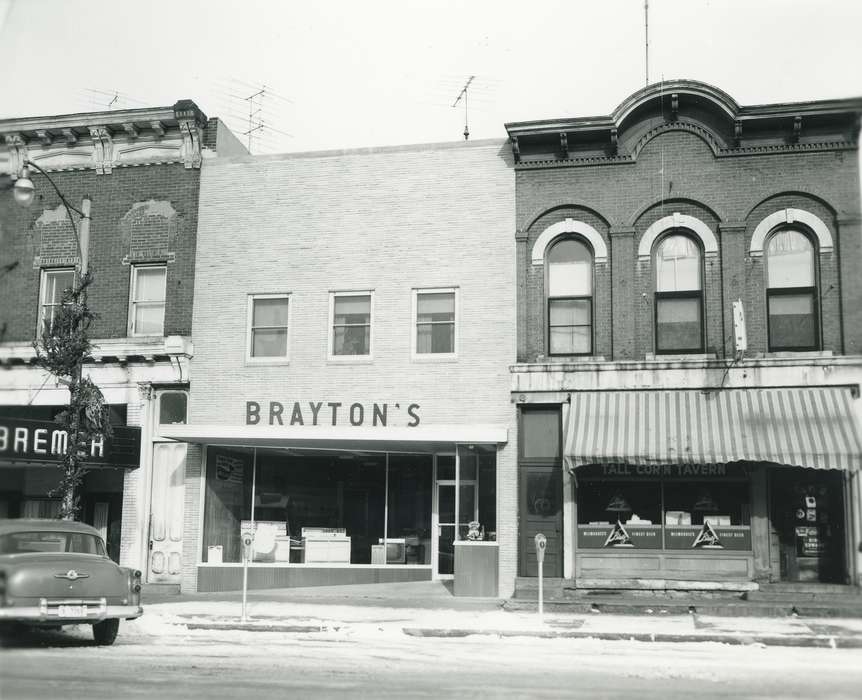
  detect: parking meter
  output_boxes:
[241,530,255,561]
[534,533,547,563]
[534,533,547,620]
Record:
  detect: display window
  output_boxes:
[201,447,440,565]
[576,466,751,551]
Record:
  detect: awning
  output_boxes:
[564,388,862,473]
[160,423,508,454]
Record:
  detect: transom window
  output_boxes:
[766,229,818,351]
[654,233,704,354]
[547,238,593,355]
[414,289,456,355]
[247,294,290,360]
[38,268,75,335]
[331,292,372,357]
[128,265,166,336]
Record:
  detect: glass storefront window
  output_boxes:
[577,481,661,525]
[202,447,253,563]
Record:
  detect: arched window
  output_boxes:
[654,233,703,353]
[766,229,818,351]
[547,238,592,355]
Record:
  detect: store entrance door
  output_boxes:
[436,480,477,578]
[519,465,563,577]
[147,442,187,583]
[771,469,847,584]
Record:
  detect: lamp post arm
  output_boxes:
[23,160,86,218]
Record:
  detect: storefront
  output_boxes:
[0,412,141,562]
[161,423,506,592]
[517,386,862,585]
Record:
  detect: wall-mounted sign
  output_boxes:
[245,401,421,427]
[665,525,751,551]
[0,417,141,469]
[599,464,729,478]
[577,524,662,549]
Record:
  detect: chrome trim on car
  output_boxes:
[0,602,142,621]
[54,569,90,581]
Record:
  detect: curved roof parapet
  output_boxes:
[612,79,740,126]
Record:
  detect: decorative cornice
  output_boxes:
[632,120,723,158]
[89,126,113,174]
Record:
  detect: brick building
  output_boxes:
[506,80,862,591]
[0,102,245,578]
[159,139,518,594]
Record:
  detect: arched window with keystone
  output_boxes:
[547,238,593,356]
[654,233,704,354]
[765,229,818,351]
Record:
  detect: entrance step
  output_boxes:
[142,582,181,597]
[744,583,862,603]
[512,577,568,600]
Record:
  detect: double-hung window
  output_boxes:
[414,289,456,357]
[766,229,818,351]
[247,294,290,361]
[330,291,372,358]
[38,268,75,335]
[128,264,166,336]
[547,238,593,355]
[654,234,704,354]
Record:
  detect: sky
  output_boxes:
[0,0,861,154]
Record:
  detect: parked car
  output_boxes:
[0,519,143,645]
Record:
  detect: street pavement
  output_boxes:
[2,581,862,699]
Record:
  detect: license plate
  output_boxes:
[57,605,87,617]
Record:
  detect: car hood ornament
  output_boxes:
[54,569,90,581]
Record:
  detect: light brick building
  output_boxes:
[506,80,862,592]
[162,139,518,594]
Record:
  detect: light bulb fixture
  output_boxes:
[13,170,35,207]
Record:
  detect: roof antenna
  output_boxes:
[644,1,650,86]
[244,85,266,153]
[452,75,475,140]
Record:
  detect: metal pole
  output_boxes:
[79,198,91,276]
[383,453,389,563]
[538,559,544,621]
[241,554,249,623]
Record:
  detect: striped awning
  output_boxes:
[564,388,862,473]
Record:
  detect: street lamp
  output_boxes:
[12,161,91,276]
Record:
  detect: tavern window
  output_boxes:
[654,233,704,354]
[766,229,818,351]
[547,238,593,355]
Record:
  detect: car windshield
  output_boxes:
[0,531,106,556]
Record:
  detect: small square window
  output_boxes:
[247,294,290,361]
[38,268,75,336]
[414,289,456,356]
[129,265,166,336]
[331,292,372,358]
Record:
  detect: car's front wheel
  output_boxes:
[92,618,120,645]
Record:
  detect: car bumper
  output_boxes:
[0,598,143,622]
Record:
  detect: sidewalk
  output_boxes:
[138,581,862,649]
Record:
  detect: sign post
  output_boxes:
[240,529,254,622]
[534,533,547,622]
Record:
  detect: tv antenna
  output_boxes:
[644,1,650,85]
[244,86,267,152]
[452,75,475,141]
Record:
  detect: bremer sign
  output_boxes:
[0,418,141,469]
[246,401,421,427]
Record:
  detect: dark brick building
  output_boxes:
[0,102,244,580]
[506,80,862,592]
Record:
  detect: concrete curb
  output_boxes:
[402,627,862,648]
[185,622,333,633]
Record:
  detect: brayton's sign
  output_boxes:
[246,401,421,427]
[0,418,141,468]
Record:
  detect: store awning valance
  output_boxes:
[564,388,862,473]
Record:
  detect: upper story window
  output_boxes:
[38,268,75,335]
[766,229,818,351]
[414,289,456,357]
[247,294,290,361]
[330,291,372,358]
[547,238,593,355]
[128,264,166,336]
[158,392,188,425]
[654,234,703,354]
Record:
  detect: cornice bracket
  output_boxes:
[35,129,52,146]
[4,133,27,176]
[123,122,140,140]
[178,119,202,169]
[150,121,165,138]
[734,120,742,147]
[560,132,569,159]
[792,115,802,144]
[670,93,679,122]
[62,128,78,146]
[609,128,618,156]
[89,126,114,174]
[511,136,520,163]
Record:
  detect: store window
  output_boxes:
[247,294,290,360]
[201,448,435,565]
[159,392,187,425]
[654,234,703,353]
[766,229,818,351]
[330,292,372,357]
[128,264,167,336]
[38,268,75,335]
[414,289,456,356]
[576,466,751,551]
[547,238,593,355]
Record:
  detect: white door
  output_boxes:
[148,441,187,583]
